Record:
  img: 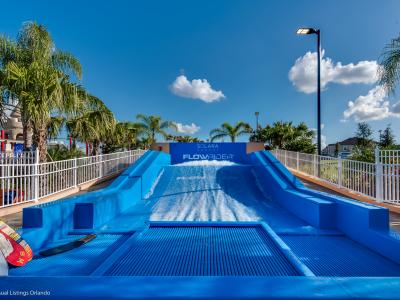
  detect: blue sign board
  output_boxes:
[13,143,24,155]
[170,142,248,164]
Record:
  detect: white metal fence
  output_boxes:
[0,149,146,208]
[271,149,400,205]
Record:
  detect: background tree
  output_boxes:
[135,114,176,146]
[102,121,142,153]
[47,144,84,161]
[0,22,83,161]
[251,121,315,153]
[334,142,339,157]
[210,122,251,142]
[47,116,65,140]
[355,122,373,148]
[167,135,202,142]
[351,122,375,163]
[66,95,115,155]
[380,124,396,148]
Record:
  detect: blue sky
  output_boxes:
[2,0,400,145]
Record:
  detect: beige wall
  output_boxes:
[246,142,265,153]
[150,143,170,153]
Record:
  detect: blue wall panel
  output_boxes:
[170,142,248,164]
[20,151,168,251]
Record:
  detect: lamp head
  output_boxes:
[296,28,317,35]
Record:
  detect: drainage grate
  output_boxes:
[104,225,299,276]
[283,235,400,277]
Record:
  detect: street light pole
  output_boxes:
[255,112,260,141]
[316,29,321,156]
[297,27,322,156]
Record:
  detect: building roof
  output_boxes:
[339,137,359,145]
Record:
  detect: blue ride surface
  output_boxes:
[5,143,400,299]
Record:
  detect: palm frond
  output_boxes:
[52,50,82,79]
[210,133,228,142]
[379,35,400,94]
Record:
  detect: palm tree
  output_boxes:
[253,121,315,153]
[167,135,202,142]
[66,95,115,155]
[0,22,82,161]
[136,114,177,146]
[102,121,143,153]
[379,35,400,93]
[209,122,251,142]
[47,116,65,140]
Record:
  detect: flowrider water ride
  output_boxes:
[3,142,400,299]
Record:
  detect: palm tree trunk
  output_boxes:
[22,121,32,150]
[34,127,47,163]
[91,140,99,156]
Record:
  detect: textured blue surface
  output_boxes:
[103,225,299,276]
[170,142,248,164]
[9,145,400,299]
[283,235,400,277]
[9,234,130,276]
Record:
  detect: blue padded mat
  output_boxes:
[104,225,299,276]
[10,234,129,276]
[282,235,400,277]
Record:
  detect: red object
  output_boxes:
[1,130,4,152]
[0,221,32,267]
[69,135,73,150]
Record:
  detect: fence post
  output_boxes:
[313,154,317,177]
[73,158,78,187]
[34,148,39,202]
[375,147,383,202]
[338,156,342,187]
[296,152,299,171]
[99,154,103,178]
[284,150,287,166]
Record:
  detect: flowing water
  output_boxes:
[147,161,274,222]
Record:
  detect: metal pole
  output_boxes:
[375,147,383,202]
[255,112,259,142]
[34,148,39,201]
[317,30,321,156]
[316,30,321,178]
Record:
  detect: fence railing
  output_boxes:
[271,149,400,204]
[0,149,146,208]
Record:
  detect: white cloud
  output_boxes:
[343,85,400,121]
[170,75,225,103]
[289,50,379,94]
[392,101,400,114]
[311,126,326,148]
[175,122,201,134]
[321,135,327,149]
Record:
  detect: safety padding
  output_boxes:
[250,152,336,229]
[256,151,400,265]
[22,207,43,228]
[19,151,169,251]
[74,203,94,229]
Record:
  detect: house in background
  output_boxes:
[0,106,32,153]
[322,137,359,158]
